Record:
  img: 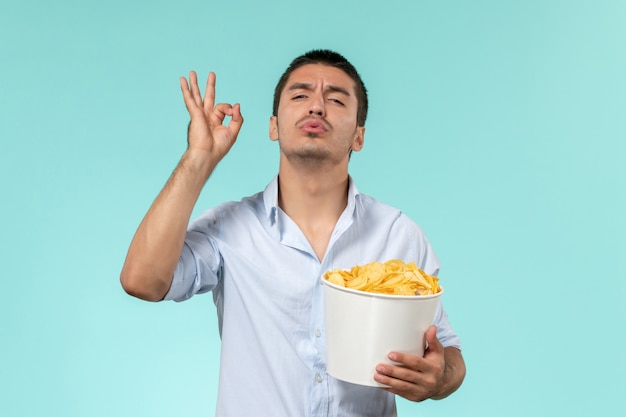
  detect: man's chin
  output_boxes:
[282,146,333,163]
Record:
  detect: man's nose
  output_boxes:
[308,95,325,117]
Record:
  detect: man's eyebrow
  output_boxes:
[287,82,314,91]
[326,85,351,96]
[287,83,351,96]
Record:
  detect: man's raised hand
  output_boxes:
[179,71,243,162]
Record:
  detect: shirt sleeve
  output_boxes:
[414,224,440,277]
[411,220,461,349]
[432,301,462,349]
[163,230,221,302]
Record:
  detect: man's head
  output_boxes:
[273,50,368,127]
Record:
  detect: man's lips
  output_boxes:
[299,118,329,133]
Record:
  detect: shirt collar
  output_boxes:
[262,174,362,225]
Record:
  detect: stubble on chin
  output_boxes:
[275,119,349,166]
[280,139,333,165]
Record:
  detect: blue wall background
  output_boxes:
[1,0,624,415]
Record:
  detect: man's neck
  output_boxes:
[277,163,350,261]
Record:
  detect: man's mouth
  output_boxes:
[299,118,329,133]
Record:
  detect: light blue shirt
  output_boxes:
[165,176,461,417]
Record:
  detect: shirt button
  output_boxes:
[315,329,321,337]
[315,374,323,383]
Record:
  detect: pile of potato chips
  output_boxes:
[324,259,441,296]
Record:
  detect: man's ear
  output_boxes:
[351,126,365,152]
[269,116,279,141]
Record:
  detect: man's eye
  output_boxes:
[293,95,307,100]
[329,98,344,105]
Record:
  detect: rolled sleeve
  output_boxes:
[163,230,221,302]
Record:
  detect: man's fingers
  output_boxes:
[376,363,419,385]
[188,71,203,107]
[204,72,216,112]
[179,71,243,146]
[386,351,423,370]
[227,103,244,136]
[180,75,207,121]
[425,325,444,354]
[211,103,244,136]
[212,103,233,120]
[179,77,194,112]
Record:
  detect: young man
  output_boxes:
[120,50,465,416]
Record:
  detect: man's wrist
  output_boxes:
[430,347,465,400]
[180,149,218,181]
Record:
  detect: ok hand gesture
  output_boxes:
[180,71,244,162]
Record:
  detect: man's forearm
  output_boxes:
[120,150,216,301]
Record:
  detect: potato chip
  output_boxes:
[324,259,441,296]
[326,271,346,287]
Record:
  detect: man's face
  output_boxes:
[269,64,365,165]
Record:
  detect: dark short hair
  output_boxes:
[272,49,368,126]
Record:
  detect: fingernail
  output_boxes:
[388,353,397,361]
